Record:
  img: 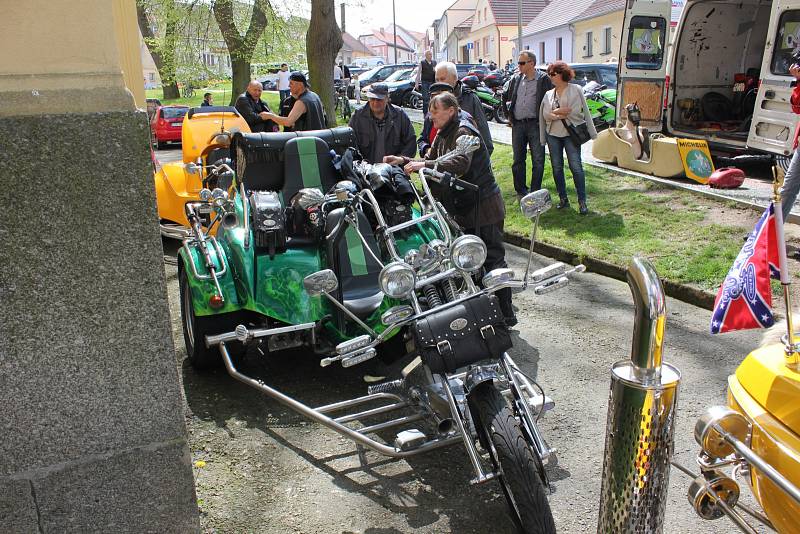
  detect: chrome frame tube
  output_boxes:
[321,292,377,337]
[522,213,541,289]
[719,425,800,506]
[240,181,250,250]
[501,354,554,463]
[357,413,425,435]
[440,375,495,484]
[315,392,405,413]
[205,322,315,347]
[334,401,409,424]
[218,342,461,458]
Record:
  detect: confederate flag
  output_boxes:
[710,202,780,334]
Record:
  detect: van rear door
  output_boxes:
[617,0,672,130]
[747,2,800,156]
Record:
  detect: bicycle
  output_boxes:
[183,83,195,99]
[334,82,351,122]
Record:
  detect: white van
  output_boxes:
[618,0,800,159]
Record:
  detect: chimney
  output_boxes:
[340,3,345,33]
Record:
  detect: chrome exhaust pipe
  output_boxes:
[597,257,681,533]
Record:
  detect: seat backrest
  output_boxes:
[233,131,298,191]
[283,136,341,202]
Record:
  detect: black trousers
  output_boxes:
[466,221,514,320]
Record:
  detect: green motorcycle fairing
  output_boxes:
[183,193,444,343]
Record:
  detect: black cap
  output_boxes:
[289,71,308,86]
[429,82,454,95]
[366,83,389,99]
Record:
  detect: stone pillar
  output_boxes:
[0,1,199,532]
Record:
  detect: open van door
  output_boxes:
[617,0,672,130]
[747,1,800,156]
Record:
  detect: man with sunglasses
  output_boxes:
[503,51,553,201]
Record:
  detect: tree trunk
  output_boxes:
[307,0,342,128]
[230,59,251,101]
[136,0,180,100]
[213,0,270,105]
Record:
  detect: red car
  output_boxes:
[150,105,189,149]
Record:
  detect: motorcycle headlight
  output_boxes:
[379,262,416,298]
[450,235,487,272]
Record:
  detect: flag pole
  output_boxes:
[773,166,799,365]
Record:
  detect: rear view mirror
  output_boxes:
[520,189,552,219]
[303,269,338,296]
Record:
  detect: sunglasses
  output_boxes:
[548,72,561,77]
[518,61,530,65]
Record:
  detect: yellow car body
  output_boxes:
[727,345,800,534]
[154,106,250,238]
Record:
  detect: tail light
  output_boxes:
[663,75,670,109]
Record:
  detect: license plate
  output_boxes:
[171,123,182,127]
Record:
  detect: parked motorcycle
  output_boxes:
[462,75,509,124]
[178,126,584,532]
[583,81,616,131]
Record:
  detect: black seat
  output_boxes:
[283,136,341,203]
[324,208,384,321]
[231,127,357,194]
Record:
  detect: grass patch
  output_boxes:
[411,122,744,291]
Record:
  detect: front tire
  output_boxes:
[469,383,555,534]
[408,92,422,110]
[179,267,244,370]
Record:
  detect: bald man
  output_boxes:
[234,80,278,133]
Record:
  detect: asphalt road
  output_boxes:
[163,239,766,533]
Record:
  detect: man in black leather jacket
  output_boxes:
[235,80,278,133]
[349,83,416,164]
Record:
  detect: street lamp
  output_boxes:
[392,0,398,64]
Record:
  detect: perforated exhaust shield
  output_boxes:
[597,257,681,533]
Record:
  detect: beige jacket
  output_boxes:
[538,82,598,144]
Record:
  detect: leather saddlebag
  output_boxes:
[413,293,512,375]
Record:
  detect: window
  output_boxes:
[572,69,599,86]
[483,37,489,56]
[625,16,666,70]
[556,37,563,60]
[585,31,593,57]
[771,10,800,74]
[603,27,612,54]
[476,41,480,57]
[148,72,155,82]
[477,11,481,23]
[539,42,545,63]
[484,7,488,21]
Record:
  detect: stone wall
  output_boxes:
[0,111,199,532]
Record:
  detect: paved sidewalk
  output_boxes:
[403,107,800,223]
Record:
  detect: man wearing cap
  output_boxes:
[433,61,493,155]
[348,83,416,164]
[261,71,326,131]
[235,80,278,133]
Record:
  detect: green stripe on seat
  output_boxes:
[295,137,322,190]
[344,224,368,277]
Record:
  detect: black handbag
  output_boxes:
[413,294,512,375]
[561,118,592,145]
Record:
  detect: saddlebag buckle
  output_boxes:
[437,340,452,355]
[480,325,495,340]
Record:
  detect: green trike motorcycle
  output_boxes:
[178,126,583,533]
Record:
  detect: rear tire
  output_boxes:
[470,383,555,534]
[179,267,244,370]
[484,105,496,122]
[408,92,422,110]
[156,139,166,150]
[494,104,509,124]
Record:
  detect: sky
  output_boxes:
[337,0,455,37]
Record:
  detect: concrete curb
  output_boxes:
[502,232,717,311]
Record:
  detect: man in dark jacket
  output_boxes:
[262,71,326,131]
[235,80,278,133]
[503,51,553,200]
[415,50,437,113]
[433,61,493,155]
[348,83,416,164]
